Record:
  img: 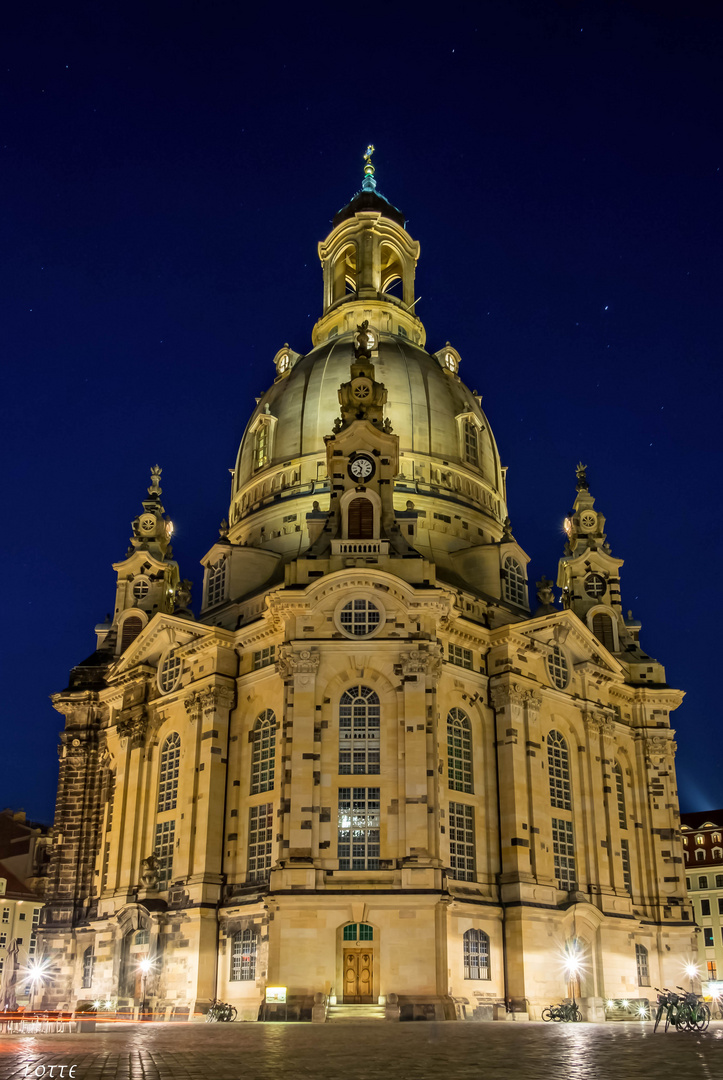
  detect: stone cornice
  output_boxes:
[277,647,321,677]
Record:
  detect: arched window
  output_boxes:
[120,616,143,652]
[635,944,650,986]
[158,733,181,812]
[503,557,526,606]
[251,710,276,795]
[547,731,571,810]
[696,834,705,845]
[713,832,722,843]
[463,421,478,466]
[348,497,374,539]
[447,708,473,794]
[81,946,94,988]
[592,613,615,651]
[339,686,380,775]
[158,650,182,694]
[207,557,227,607]
[463,929,490,980]
[230,928,257,981]
[613,762,626,830]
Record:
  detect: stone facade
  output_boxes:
[39,156,697,1021]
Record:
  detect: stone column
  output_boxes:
[188,682,235,895]
[278,648,320,872]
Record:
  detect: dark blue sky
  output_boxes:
[2,2,721,821]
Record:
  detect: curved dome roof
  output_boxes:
[233,333,502,499]
[333,188,406,229]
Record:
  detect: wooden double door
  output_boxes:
[343,948,374,1003]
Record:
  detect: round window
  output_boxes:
[584,573,605,599]
[278,354,289,373]
[158,650,183,694]
[547,645,570,690]
[133,578,150,602]
[339,598,381,637]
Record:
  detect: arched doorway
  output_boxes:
[341,923,375,1003]
[348,498,374,539]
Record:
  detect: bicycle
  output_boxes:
[674,987,710,1032]
[542,1000,582,1023]
[206,999,238,1023]
[653,988,681,1032]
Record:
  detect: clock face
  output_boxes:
[139,514,156,534]
[349,455,375,481]
[579,511,598,532]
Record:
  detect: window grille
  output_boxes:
[133,578,150,602]
[592,613,615,651]
[158,733,180,812]
[463,421,478,465]
[0,934,6,947]
[448,644,473,670]
[552,818,576,890]
[503,556,526,606]
[154,820,175,887]
[621,838,631,894]
[547,731,571,810]
[547,645,569,689]
[614,763,626,829]
[159,652,182,694]
[463,928,490,980]
[207,558,227,607]
[343,923,373,941]
[135,930,149,945]
[699,876,708,889]
[82,946,95,988]
[713,848,723,860]
[339,599,380,637]
[251,710,276,794]
[253,646,276,670]
[447,709,473,794]
[247,804,274,882]
[339,686,380,775]
[1,909,8,924]
[716,875,723,889]
[448,802,476,882]
[337,788,380,870]
[230,928,257,981]
[708,960,718,981]
[635,944,649,986]
[584,573,606,599]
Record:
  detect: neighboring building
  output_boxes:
[0,808,52,899]
[681,810,723,995]
[0,863,45,1002]
[40,153,695,1022]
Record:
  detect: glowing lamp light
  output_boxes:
[638,1005,647,1017]
[685,964,698,979]
[139,958,153,975]
[606,999,615,1009]
[621,999,629,1009]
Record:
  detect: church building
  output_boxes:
[40,150,696,1022]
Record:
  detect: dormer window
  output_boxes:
[207,557,227,607]
[445,352,457,372]
[463,420,478,465]
[503,556,526,607]
[277,353,289,374]
[697,835,705,845]
[254,424,269,470]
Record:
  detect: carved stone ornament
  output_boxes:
[489,683,540,715]
[184,685,235,721]
[643,735,676,759]
[584,711,615,739]
[399,645,442,678]
[117,708,148,747]
[277,646,320,677]
[140,853,160,890]
[183,693,203,725]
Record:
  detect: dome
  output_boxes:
[228,332,507,560]
[333,187,406,230]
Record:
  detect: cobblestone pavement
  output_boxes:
[0,1021,722,1080]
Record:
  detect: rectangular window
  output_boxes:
[247,804,274,882]
[718,898,723,915]
[18,913,25,921]
[448,802,476,882]
[253,646,276,670]
[621,839,631,894]
[1,909,7,924]
[701,898,711,916]
[708,961,718,981]
[552,818,577,891]
[448,644,473,670]
[154,820,175,887]
[0,933,6,947]
[704,928,714,947]
[716,875,723,889]
[337,788,380,871]
[699,876,708,889]
[101,841,111,892]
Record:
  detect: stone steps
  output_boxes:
[326,1004,386,1023]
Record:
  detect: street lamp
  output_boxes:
[564,952,581,1011]
[138,958,153,1020]
[25,958,51,1012]
[685,963,699,992]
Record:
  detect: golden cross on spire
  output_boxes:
[363,144,375,176]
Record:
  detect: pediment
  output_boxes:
[108,613,221,680]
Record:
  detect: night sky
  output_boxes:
[2,2,721,823]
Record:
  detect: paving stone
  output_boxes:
[0,1021,722,1080]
